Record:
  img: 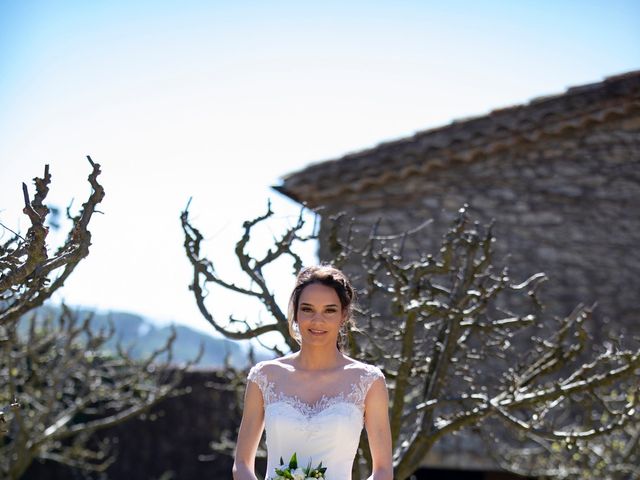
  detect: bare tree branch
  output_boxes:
[181,200,316,353]
[0,158,105,325]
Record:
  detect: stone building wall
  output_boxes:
[317,113,640,344]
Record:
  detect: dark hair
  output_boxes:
[287,264,358,352]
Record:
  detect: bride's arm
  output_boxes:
[364,377,394,480]
[232,379,265,480]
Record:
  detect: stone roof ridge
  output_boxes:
[409,69,640,141]
[276,70,640,205]
[305,70,639,166]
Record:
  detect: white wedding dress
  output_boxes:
[247,359,385,480]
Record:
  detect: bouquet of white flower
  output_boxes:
[268,452,327,480]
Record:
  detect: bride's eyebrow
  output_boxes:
[300,302,339,308]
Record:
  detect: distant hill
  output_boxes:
[20,305,275,369]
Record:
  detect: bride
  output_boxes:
[232,264,393,480]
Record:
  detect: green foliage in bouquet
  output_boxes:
[272,452,327,480]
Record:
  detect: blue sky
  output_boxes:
[1,0,638,350]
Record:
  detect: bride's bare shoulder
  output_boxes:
[257,355,296,372]
[346,358,385,377]
[256,354,381,376]
[247,359,286,385]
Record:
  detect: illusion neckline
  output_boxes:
[249,359,384,419]
[275,355,357,374]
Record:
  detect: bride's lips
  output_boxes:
[308,329,328,336]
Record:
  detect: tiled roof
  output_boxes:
[274,70,640,207]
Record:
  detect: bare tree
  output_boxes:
[0,157,105,327]
[1,158,105,435]
[0,305,197,479]
[0,161,200,479]
[182,202,640,480]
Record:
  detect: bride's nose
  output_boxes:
[310,312,327,323]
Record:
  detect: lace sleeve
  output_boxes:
[247,361,274,404]
[354,364,386,406]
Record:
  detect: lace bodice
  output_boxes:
[247,358,386,480]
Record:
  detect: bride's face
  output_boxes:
[296,282,345,346]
